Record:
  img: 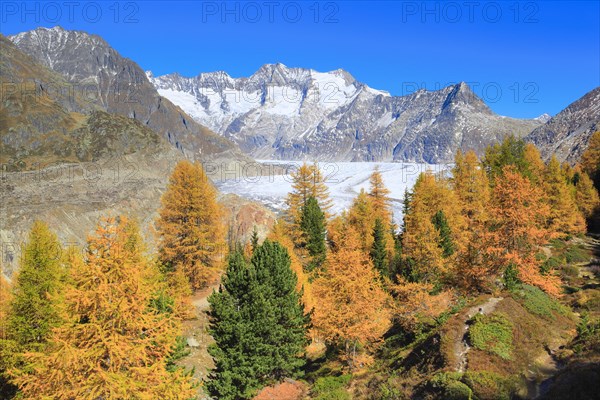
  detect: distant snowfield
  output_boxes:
[215,161,450,225]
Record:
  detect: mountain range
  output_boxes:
[1,26,599,276]
[149,65,545,163]
[6,26,599,166]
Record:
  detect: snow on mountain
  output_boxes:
[215,161,447,225]
[150,65,543,163]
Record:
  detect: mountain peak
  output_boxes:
[534,113,552,123]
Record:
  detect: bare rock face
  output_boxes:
[526,87,600,164]
[8,27,249,163]
[221,193,277,245]
[150,64,543,163]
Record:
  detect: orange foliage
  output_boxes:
[254,380,307,400]
[312,228,391,368]
[403,172,465,283]
[368,167,392,224]
[392,278,453,331]
[285,162,333,229]
[11,216,196,399]
[0,272,11,340]
[544,156,585,236]
[157,160,226,290]
[490,166,561,295]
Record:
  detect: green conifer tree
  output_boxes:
[208,241,309,400]
[250,226,260,253]
[432,210,456,258]
[370,218,389,278]
[299,196,327,271]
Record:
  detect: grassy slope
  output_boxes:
[334,238,600,400]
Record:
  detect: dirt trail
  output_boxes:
[178,280,221,393]
[454,297,504,372]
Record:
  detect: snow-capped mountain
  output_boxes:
[150,64,543,163]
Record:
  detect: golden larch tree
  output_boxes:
[581,131,600,184]
[544,156,586,236]
[368,167,392,224]
[452,150,490,228]
[285,162,333,234]
[312,227,391,369]
[575,169,600,219]
[11,216,196,399]
[157,160,226,290]
[490,166,561,296]
[402,172,464,284]
[452,150,494,291]
[347,189,375,253]
[0,273,11,341]
[523,143,546,184]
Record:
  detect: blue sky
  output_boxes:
[1,1,598,118]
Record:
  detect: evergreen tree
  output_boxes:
[300,197,327,272]
[11,216,196,399]
[268,221,314,313]
[250,226,260,253]
[432,210,455,257]
[390,230,403,282]
[157,160,226,290]
[208,241,309,400]
[370,218,389,278]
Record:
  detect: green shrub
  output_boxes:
[374,376,406,400]
[514,284,569,319]
[445,380,473,400]
[430,373,472,400]
[562,264,579,278]
[549,238,567,251]
[503,263,521,290]
[574,314,600,355]
[463,371,513,400]
[469,313,513,360]
[541,256,563,274]
[313,375,352,400]
[565,245,589,264]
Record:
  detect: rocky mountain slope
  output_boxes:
[8,27,248,164]
[0,35,272,278]
[526,86,600,164]
[150,64,544,163]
